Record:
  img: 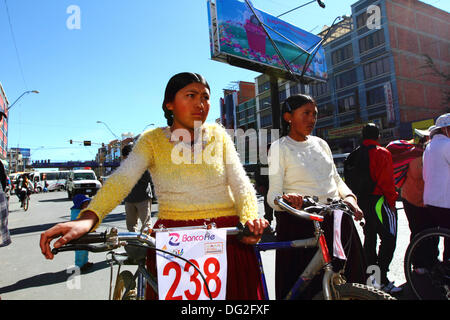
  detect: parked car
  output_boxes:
[66,169,102,199]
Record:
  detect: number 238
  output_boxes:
[163,257,221,300]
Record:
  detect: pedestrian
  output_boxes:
[18,175,32,207]
[423,113,450,265]
[42,173,49,193]
[350,123,400,293]
[0,160,10,248]
[121,143,153,233]
[70,194,93,272]
[267,94,366,299]
[386,134,431,272]
[40,72,269,300]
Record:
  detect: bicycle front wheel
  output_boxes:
[113,270,137,300]
[404,227,450,300]
[314,283,396,300]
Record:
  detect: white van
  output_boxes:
[32,170,70,192]
[66,169,102,198]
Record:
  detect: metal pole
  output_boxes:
[270,75,281,130]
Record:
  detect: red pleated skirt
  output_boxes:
[145,215,264,300]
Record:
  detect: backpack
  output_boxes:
[343,144,376,197]
[385,140,422,189]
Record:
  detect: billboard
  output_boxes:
[208,0,327,83]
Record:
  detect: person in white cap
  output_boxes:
[422,113,450,269]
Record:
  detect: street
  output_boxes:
[0,191,412,300]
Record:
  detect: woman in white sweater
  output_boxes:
[267,94,366,299]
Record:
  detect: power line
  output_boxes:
[3,0,28,89]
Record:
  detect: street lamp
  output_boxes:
[142,123,155,131]
[96,120,120,140]
[96,120,122,160]
[7,90,39,111]
[277,0,325,18]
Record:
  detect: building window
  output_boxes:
[318,103,334,118]
[338,94,357,113]
[259,96,271,110]
[335,69,357,90]
[290,83,299,95]
[258,81,270,94]
[356,11,369,29]
[279,89,287,103]
[359,29,385,53]
[363,56,390,79]
[331,44,353,65]
[311,82,329,97]
[260,114,272,127]
[366,86,385,106]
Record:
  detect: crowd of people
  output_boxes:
[1,71,447,300]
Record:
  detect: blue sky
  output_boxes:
[1,0,448,162]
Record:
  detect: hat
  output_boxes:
[414,128,431,137]
[434,113,450,130]
[427,125,437,135]
[71,194,91,209]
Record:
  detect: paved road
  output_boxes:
[0,191,413,300]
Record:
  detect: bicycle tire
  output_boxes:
[313,283,396,300]
[113,270,137,300]
[404,227,450,300]
[23,196,29,211]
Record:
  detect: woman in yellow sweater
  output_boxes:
[40,72,268,299]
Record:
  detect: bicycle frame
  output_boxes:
[109,219,338,301]
[254,220,338,300]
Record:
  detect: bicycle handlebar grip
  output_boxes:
[51,243,111,255]
[236,222,274,240]
[67,231,107,245]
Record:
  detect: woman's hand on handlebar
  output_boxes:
[240,218,269,245]
[343,195,364,221]
[39,211,99,260]
[281,193,303,210]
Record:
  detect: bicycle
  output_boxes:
[257,196,394,300]
[404,226,450,300]
[51,196,394,300]
[52,224,249,300]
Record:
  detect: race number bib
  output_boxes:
[156,228,227,300]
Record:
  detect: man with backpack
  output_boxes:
[344,123,400,294]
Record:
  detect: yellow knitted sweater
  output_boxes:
[81,123,258,230]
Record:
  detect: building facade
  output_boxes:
[313,0,449,152]
[0,82,9,165]
[221,0,449,161]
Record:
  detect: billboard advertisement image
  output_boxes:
[208,0,327,83]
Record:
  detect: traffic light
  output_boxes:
[317,0,326,8]
[83,140,91,146]
[70,139,73,144]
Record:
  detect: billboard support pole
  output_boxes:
[270,74,281,130]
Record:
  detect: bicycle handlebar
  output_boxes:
[51,222,274,255]
[274,195,355,222]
